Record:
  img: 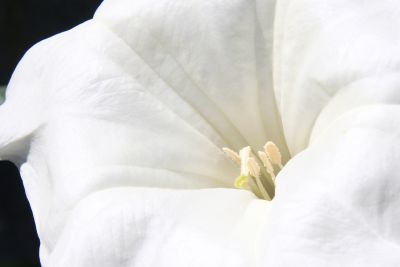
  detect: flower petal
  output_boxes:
[0,0,279,265]
[264,106,400,265]
[274,0,400,155]
[267,0,400,265]
[43,188,271,267]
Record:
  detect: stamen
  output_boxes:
[239,146,251,176]
[222,141,284,201]
[247,157,271,200]
[264,142,283,169]
[258,151,276,182]
[222,147,241,166]
[247,157,260,178]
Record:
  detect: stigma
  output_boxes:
[222,142,283,201]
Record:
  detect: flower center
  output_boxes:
[222,142,284,201]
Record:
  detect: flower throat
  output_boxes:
[222,142,284,201]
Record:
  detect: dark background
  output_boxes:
[0,0,102,266]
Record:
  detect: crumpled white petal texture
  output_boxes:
[1,0,400,266]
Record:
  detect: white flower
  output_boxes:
[1,0,400,266]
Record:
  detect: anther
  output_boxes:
[239,146,251,176]
[247,157,260,178]
[264,142,283,169]
[258,151,276,182]
[222,147,241,166]
[248,157,270,200]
